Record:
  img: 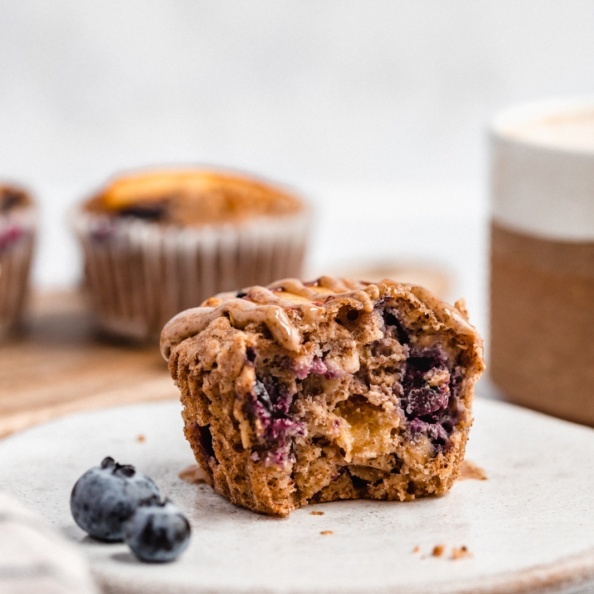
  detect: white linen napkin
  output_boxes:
[0,493,98,594]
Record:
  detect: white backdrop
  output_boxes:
[1,0,593,333]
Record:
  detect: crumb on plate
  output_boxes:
[451,545,472,560]
[460,460,487,481]
[178,464,208,484]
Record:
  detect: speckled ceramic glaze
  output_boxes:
[0,398,593,594]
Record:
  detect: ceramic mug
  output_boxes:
[489,98,594,426]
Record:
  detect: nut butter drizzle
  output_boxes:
[406,285,478,344]
[160,277,477,360]
[161,300,298,359]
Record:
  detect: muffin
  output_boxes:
[161,276,485,516]
[73,169,310,341]
[0,185,36,338]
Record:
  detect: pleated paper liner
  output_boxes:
[73,209,310,342]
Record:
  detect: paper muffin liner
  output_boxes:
[73,208,310,341]
[0,206,36,339]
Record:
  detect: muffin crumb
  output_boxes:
[178,464,208,485]
[460,460,487,481]
[320,530,333,536]
[424,544,472,560]
[451,545,472,560]
[310,511,325,516]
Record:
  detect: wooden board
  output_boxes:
[0,291,178,438]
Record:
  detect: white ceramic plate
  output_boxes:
[1,398,593,594]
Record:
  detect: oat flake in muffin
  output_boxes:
[162,276,485,516]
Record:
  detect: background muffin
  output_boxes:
[73,168,310,341]
[0,185,36,338]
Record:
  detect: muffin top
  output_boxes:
[85,169,305,226]
[0,186,31,213]
[160,276,482,360]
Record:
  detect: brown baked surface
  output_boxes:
[84,169,304,226]
[162,277,485,516]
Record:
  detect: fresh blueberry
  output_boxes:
[70,456,160,542]
[124,499,191,563]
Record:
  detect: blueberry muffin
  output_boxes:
[73,169,309,341]
[161,276,485,516]
[0,185,35,338]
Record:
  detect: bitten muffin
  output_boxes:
[73,169,309,341]
[0,185,35,338]
[162,276,485,516]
